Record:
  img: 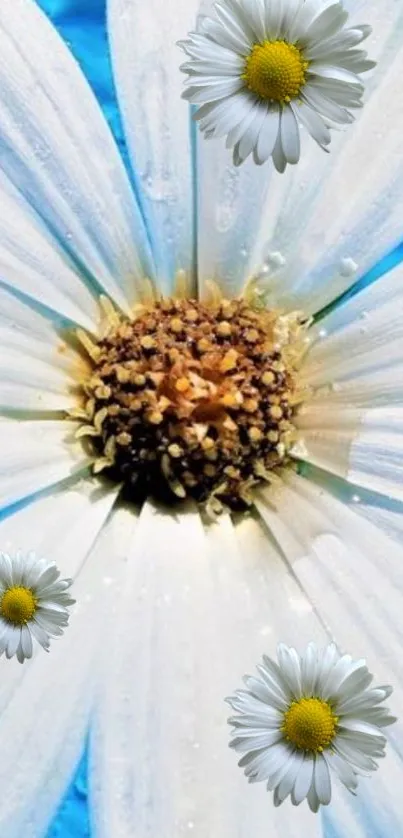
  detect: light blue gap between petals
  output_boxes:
[21,0,403,835]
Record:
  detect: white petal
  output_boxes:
[275,749,305,803]
[277,644,303,698]
[302,84,354,124]
[272,130,288,174]
[0,171,99,331]
[89,506,324,837]
[290,100,331,149]
[237,103,269,164]
[302,3,349,47]
[0,0,154,316]
[0,503,127,838]
[0,420,89,511]
[196,0,402,307]
[0,285,88,413]
[301,261,403,406]
[323,750,358,791]
[280,106,301,165]
[313,754,332,805]
[295,406,403,503]
[292,754,315,805]
[0,478,118,706]
[108,0,204,292]
[254,105,280,165]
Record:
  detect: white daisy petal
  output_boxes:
[0,0,154,316]
[292,754,315,804]
[302,84,354,123]
[313,754,332,805]
[323,750,358,791]
[254,104,280,164]
[0,171,100,332]
[301,643,319,696]
[0,420,89,512]
[275,749,305,803]
[272,129,288,173]
[237,102,270,163]
[280,105,301,165]
[0,506,127,838]
[277,644,303,698]
[307,781,321,813]
[108,0,201,293]
[290,100,331,148]
[90,508,324,836]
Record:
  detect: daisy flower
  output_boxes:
[0,0,402,836]
[179,0,375,169]
[0,551,74,663]
[228,643,396,811]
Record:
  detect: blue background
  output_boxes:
[30,1,403,835]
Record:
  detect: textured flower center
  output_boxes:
[283,697,338,751]
[244,40,308,102]
[74,296,308,512]
[1,586,37,625]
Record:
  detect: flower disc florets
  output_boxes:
[76,297,308,511]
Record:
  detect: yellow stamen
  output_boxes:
[1,586,37,625]
[283,697,338,752]
[244,40,308,103]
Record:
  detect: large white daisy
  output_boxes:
[179,0,375,169]
[0,1,402,837]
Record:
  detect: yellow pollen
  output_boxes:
[244,40,308,103]
[283,697,338,752]
[1,586,37,625]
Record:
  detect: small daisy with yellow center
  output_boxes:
[227,643,396,811]
[179,0,375,170]
[0,551,75,663]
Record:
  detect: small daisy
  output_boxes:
[228,643,396,811]
[0,551,74,663]
[179,0,375,169]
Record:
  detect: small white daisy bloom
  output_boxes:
[228,643,396,811]
[179,0,375,169]
[0,551,74,663]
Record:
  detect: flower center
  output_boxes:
[244,40,308,103]
[1,586,37,625]
[283,697,338,752]
[74,296,308,512]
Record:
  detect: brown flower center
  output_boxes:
[74,296,308,512]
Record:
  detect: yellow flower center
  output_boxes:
[243,40,308,103]
[282,697,338,752]
[0,586,37,625]
[73,293,308,514]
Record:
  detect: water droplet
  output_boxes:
[187,821,195,830]
[339,257,358,278]
[319,328,327,339]
[265,250,286,270]
[352,493,361,503]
